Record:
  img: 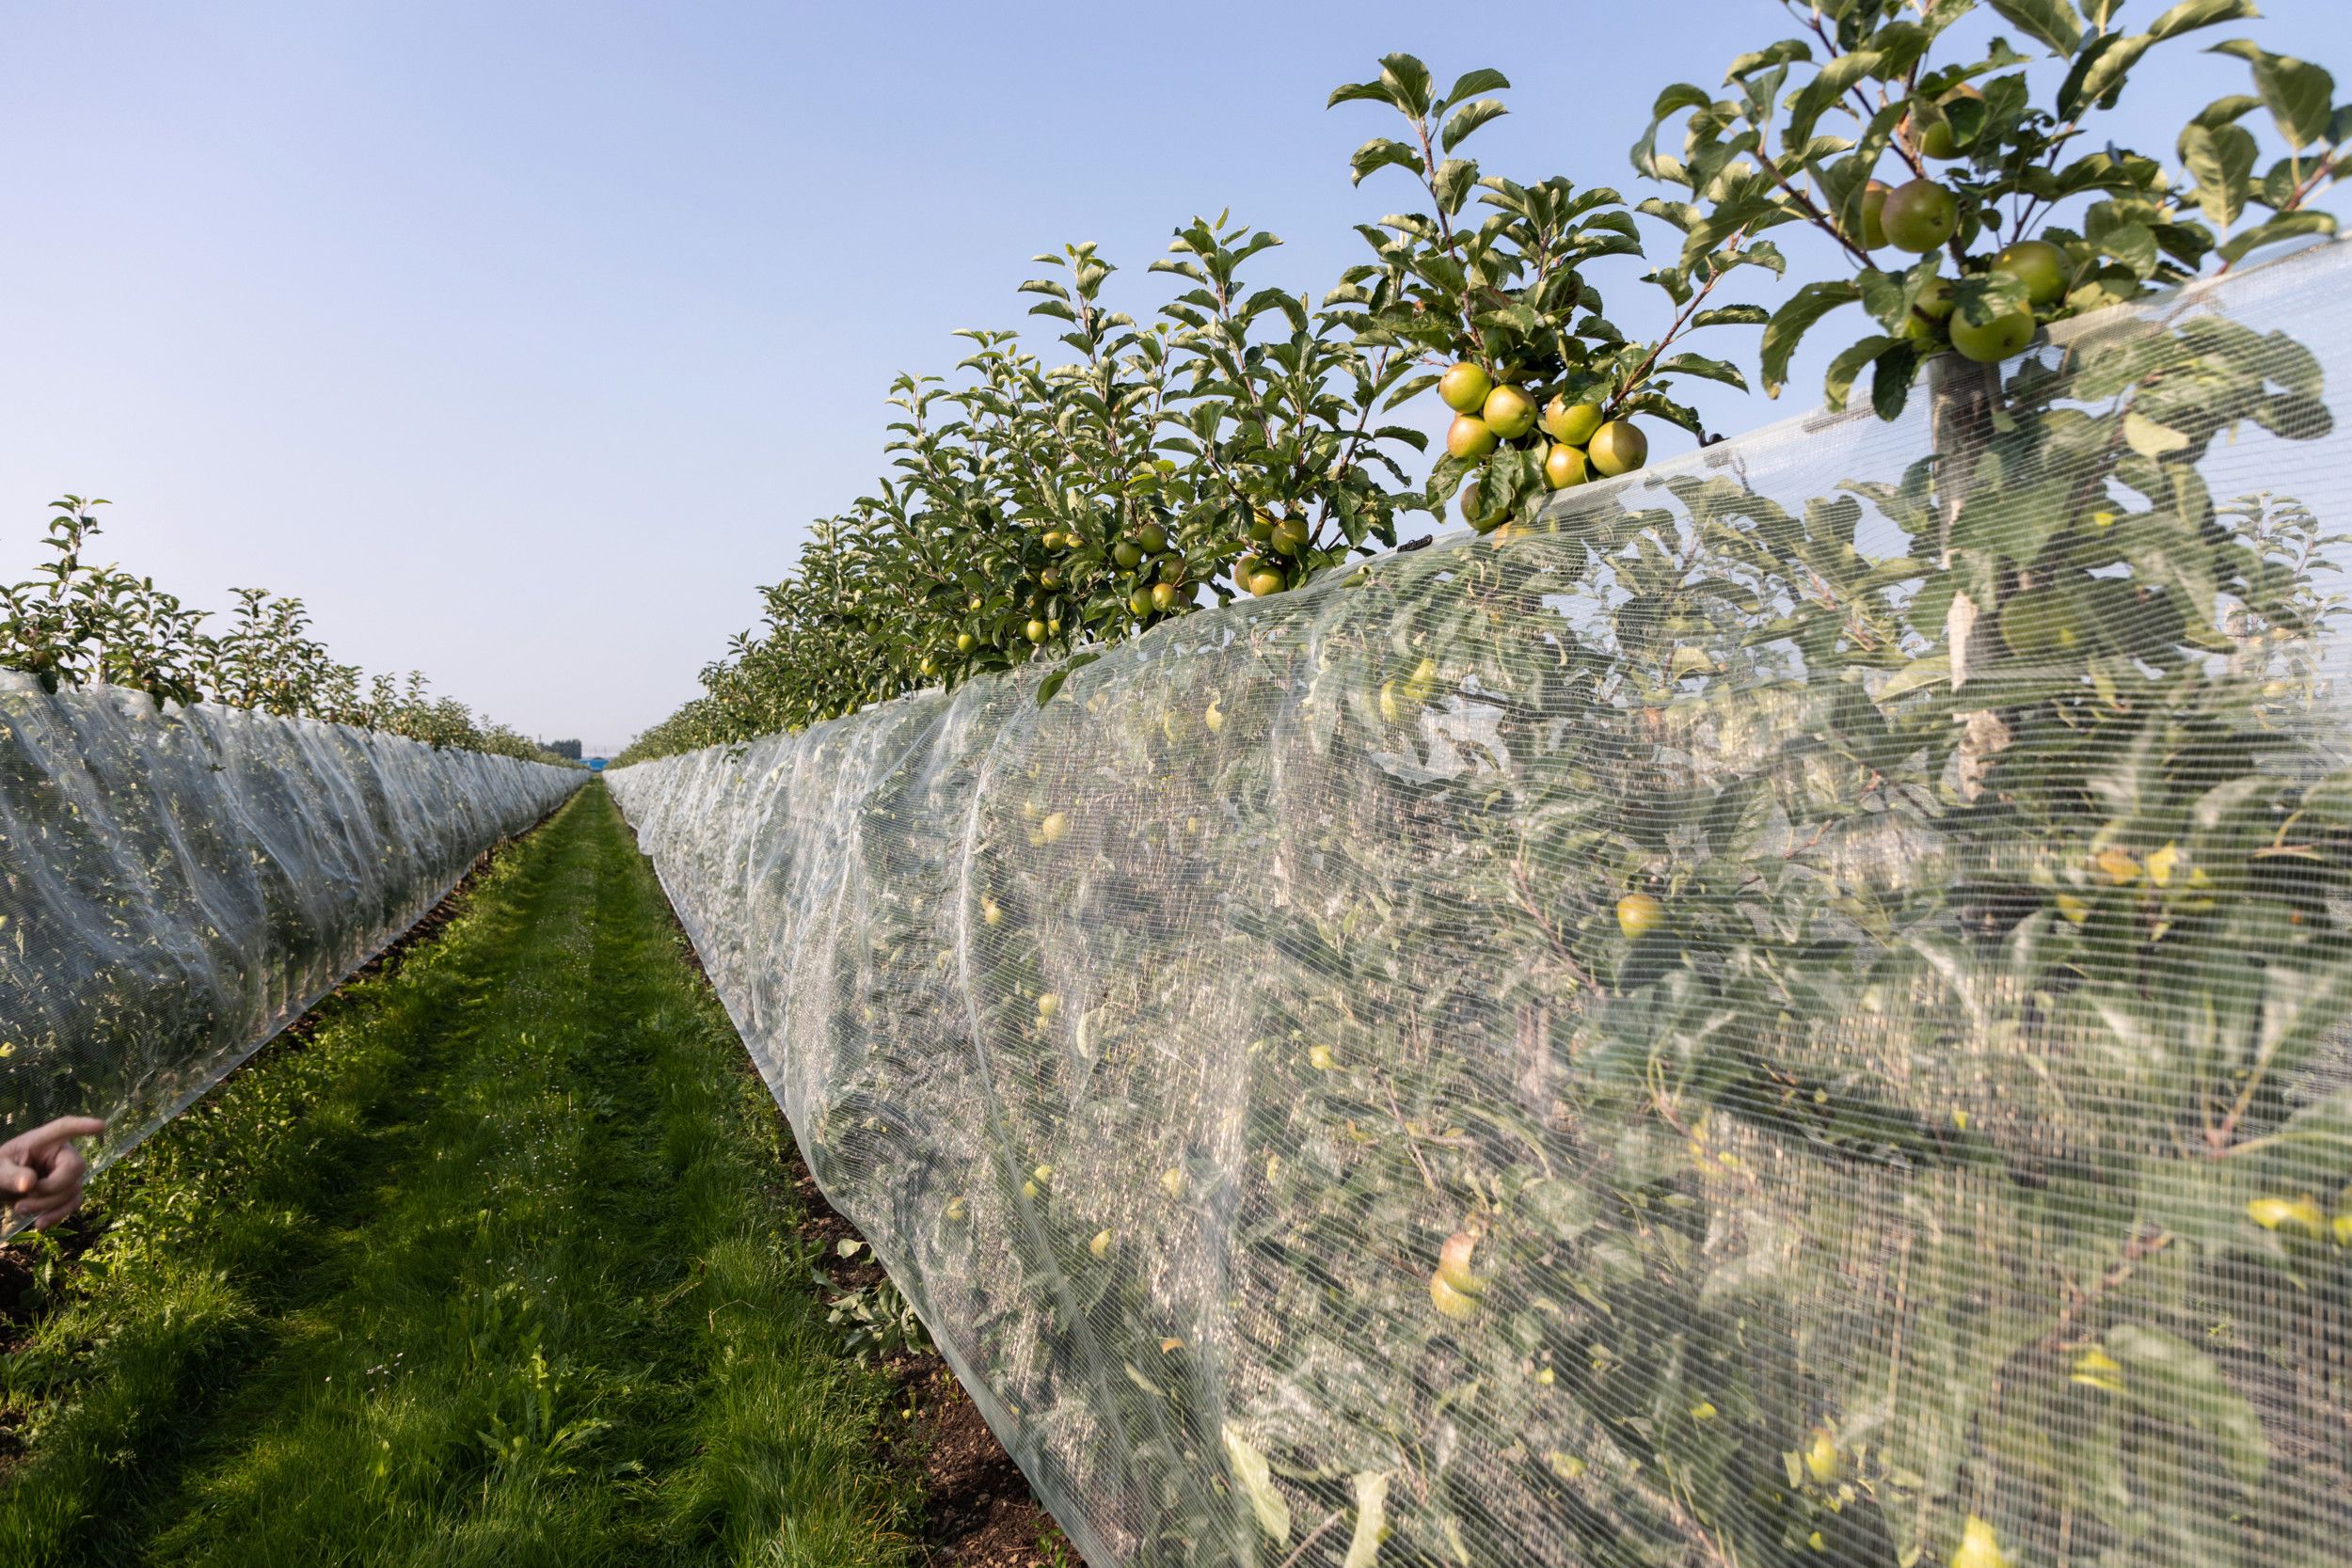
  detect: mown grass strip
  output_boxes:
[0,785,914,1566]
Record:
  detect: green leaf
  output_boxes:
[1377,54,1435,118]
[1034,651,1100,706]
[2209,40,2338,148]
[1442,68,1510,103]
[1760,280,1860,398]
[2217,208,2337,262]
[2084,33,2156,108]
[2147,0,2262,42]
[1952,271,2030,327]
[1692,304,1771,327]
[2190,92,2263,129]
[1440,98,1508,153]
[1786,51,1883,150]
[2178,121,2258,227]
[1382,372,1442,411]
[1869,342,1920,421]
[2063,33,2153,118]
[1985,0,2085,57]
[1723,40,1812,84]
[1631,83,1716,183]
[2102,1324,2268,1484]
[1657,352,1749,391]
[1824,332,1899,412]
[1875,655,1949,701]
[1327,78,1392,110]
[1349,137,1423,186]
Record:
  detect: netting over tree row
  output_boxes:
[0,675,580,1176]
[612,246,2352,1568]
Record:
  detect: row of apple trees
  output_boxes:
[621,2,2340,768]
[1,497,568,761]
[625,3,2352,1566]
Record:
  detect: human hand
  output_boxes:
[1,1117,107,1232]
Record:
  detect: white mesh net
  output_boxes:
[612,245,2352,1568]
[0,675,580,1174]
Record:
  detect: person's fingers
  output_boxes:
[25,1117,107,1152]
[8,1188,67,1226]
[0,1159,35,1196]
[24,1148,86,1200]
[0,1117,106,1170]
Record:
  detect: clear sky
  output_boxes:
[4,2,2344,753]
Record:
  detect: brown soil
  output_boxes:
[783,1151,1079,1567]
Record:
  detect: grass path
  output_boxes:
[0,784,914,1567]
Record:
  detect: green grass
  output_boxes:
[0,784,914,1567]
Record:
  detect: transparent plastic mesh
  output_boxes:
[611,245,2352,1568]
[0,675,580,1174]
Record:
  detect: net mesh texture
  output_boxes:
[612,244,2352,1568]
[0,674,580,1176]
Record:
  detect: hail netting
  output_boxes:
[612,244,2352,1568]
[0,677,580,1173]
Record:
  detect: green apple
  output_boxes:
[1587,420,1647,477]
[1857,179,1891,249]
[1991,239,2070,307]
[1541,394,1604,445]
[1459,477,1507,533]
[1447,414,1500,461]
[1949,300,2035,363]
[1902,275,1956,341]
[1483,384,1537,439]
[1438,361,1493,414]
[1882,179,1959,254]
[1543,443,1590,489]
[1914,83,1983,160]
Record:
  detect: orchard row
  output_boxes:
[624,1,2342,762]
[1,498,567,762]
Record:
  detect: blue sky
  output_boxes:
[4,2,2344,752]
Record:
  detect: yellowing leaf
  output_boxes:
[1343,1471,1389,1568]
[1221,1424,1292,1542]
[1951,1515,2009,1568]
[2071,1347,2124,1390]
[2123,411,2191,456]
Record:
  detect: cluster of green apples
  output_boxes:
[1438,361,1647,524]
[1096,520,1194,621]
[1851,87,2078,364]
[1233,509,1314,597]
